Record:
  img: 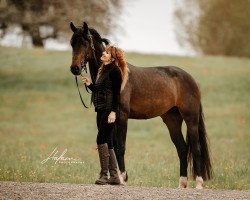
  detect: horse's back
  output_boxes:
[123,64,200,119]
[127,63,200,96]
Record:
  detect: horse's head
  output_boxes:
[69,22,94,76]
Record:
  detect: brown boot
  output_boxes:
[107,149,121,185]
[95,144,109,185]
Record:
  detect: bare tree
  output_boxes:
[174,0,250,57]
[0,0,123,47]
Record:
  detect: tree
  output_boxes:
[0,0,123,47]
[174,0,250,57]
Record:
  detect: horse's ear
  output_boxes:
[102,38,111,46]
[83,22,89,34]
[70,22,77,32]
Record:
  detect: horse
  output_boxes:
[69,22,213,189]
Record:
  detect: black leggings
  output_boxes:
[96,110,115,149]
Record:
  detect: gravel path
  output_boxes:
[0,181,249,200]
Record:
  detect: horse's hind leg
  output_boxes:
[179,105,203,189]
[161,107,188,188]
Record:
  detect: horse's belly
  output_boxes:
[129,93,175,119]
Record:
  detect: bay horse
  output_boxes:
[69,22,212,189]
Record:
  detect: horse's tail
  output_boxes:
[187,104,213,180]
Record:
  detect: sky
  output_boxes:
[115,0,187,55]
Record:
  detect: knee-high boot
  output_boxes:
[107,149,122,185]
[95,143,109,185]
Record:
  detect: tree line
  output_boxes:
[1,0,249,57]
[174,0,250,57]
[0,0,123,47]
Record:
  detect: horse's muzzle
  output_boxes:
[70,65,81,76]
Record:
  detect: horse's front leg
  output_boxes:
[114,110,128,183]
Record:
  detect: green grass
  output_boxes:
[0,47,249,189]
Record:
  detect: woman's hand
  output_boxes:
[108,111,116,123]
[81,76,91,86]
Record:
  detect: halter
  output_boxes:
[79,31,98,76]
[75,30,98,109]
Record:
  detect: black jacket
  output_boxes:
[88,64,122,112]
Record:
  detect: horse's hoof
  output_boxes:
[120,171,128,183]
[178,176,188,188]
[125,171,128,182]
[195,176,203,189]
[118,171,126,185]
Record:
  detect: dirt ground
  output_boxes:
[0,181,249,200]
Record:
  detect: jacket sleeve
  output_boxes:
[87,83,96,92]
[109,67,122,112]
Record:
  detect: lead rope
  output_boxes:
[75,31,99,109]
[81,60,92,94]
[75,75,89,109]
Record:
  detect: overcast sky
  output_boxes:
[116,0,187,55]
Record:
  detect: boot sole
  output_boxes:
[95,181,108,185]
[108,182,121,185]
[107,180,121,185]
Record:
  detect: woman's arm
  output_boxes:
[81,76,95,92]
[87,83,95,92]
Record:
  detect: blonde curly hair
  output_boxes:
[96,45,129,91]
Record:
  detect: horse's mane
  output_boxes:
[89,28,110,46]
[89,28,102,43]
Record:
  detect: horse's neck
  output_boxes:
[88,60,98,81]
[88,43,103,82]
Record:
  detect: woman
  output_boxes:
[82,45,128,185]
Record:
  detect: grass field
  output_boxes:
[0,47,249,189]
